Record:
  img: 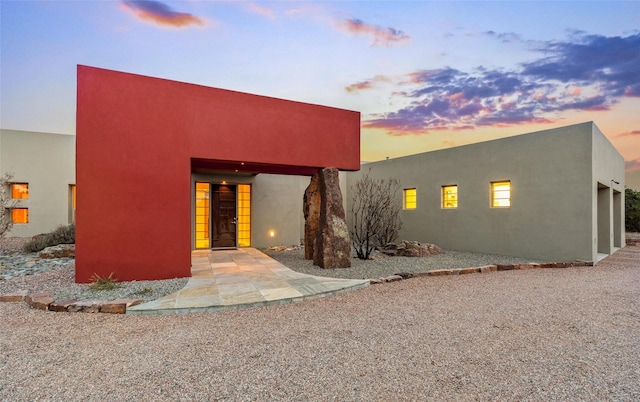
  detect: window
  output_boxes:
[11,208,28,224]
[442,185,458,209]
[403,188,416,209]
[491,181,511,207]
[11,183,29,199]
[69,185,76,223]
[237,184,251,247]
[195,182,210,249]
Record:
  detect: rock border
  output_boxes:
[0,290,142,314]
[369,260,594,284]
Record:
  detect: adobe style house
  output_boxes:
[347,122,625,263]
[0,67,626,283]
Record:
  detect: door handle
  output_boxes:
[232,217,237,225]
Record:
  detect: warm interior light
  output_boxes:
[11,183,29,199]
[442,185,458,208]
[403,188,416,209]
[269,230,275,237]
[221,180,227,184]
[491,181,511,207]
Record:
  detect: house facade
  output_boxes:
[346,122,625,264]
[0,129,76,237]
[0,68,626,282]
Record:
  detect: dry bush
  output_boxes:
[350,173,402,260]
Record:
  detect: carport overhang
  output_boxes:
[76,65,360,283]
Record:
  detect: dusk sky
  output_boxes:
[2,1,639,189]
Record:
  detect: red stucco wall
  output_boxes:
[76,66,360,282]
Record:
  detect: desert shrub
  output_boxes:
[350,172,403,260]
[626,188,640,232]
[23,223,75,252]
[0,173,17,237]
[88,272,121,291]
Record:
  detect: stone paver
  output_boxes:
[127,248,369,315]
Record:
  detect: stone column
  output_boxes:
[303,173,320,260]
[313,168,351,268]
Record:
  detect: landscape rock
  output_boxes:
[313,168,351,269]
[427,269,453,276]
[377,240,444,257]
[27,295,55,310]
[38,244,75,259]
[0,290,29,302]
[303,173,321,260]
[385,275,403,282]
[49,299,78,312]
[479,265,497,273]
[68,300,106,313]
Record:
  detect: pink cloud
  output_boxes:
[121,0,205,28]
[616,130,640,138]
[345,75,392,92]
[247,3,275,19]
[626,158,640,172]
[336,19,410,46]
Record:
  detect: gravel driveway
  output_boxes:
[1,246,638,401]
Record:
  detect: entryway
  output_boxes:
[194,182,251,250]
[127,248,369,315]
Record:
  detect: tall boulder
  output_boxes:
[303,173,321,260]
[313,168,351,268]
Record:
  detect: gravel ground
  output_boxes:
[265,247,547,280]
[1,246,638,401]
[0,238,187,303]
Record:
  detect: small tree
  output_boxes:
[350,172,403,259]
[626,188,640,232]
[0,173,17,237]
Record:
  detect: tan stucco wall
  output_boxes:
[591,124,626,261]
[1,129,76,237]
[346,122,619,262]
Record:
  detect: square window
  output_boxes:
[442,185,458,208]
[491,181,511,207]
[11,183,29,199]
[403,188,416,209]
[11,208,29,224]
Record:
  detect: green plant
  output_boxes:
[23,223,75,252]
[626,188,640,232]
[133,286,153,296]
[88,272,122,291]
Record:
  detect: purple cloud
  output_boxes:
[121,0,205,28]
[336,18,410,46]
[354,32,639,135]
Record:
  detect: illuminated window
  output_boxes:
[11,208,28,224]
[491,181,511,207]
[442,185,458,208]
[69,185,76,223]
[195,182,210,249]
[403,188,416,209]
[237,184,251,247]
[11,183,29,199]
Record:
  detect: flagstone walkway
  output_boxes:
[127,248,369,315]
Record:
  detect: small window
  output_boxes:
[69,185,76,223]
[403,188,416,209]
[491,181,511,207]
[442,185,458,208]
[11,183,29,199]
[11,208,29,224]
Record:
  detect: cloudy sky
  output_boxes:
[2,0,639,189]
